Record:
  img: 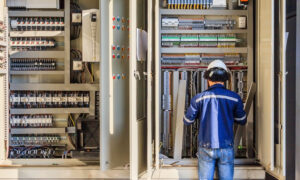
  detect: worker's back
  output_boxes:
[183,83,247,149]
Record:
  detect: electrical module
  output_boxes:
[82,9,100,62]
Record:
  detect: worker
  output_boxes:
[183,60,247,180]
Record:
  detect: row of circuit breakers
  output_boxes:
[10,91,90,108]
[10,17,65,31]
[162,34,242,47]
[162,16,247,30]
[161,53,243,65]
[162,0,249,9]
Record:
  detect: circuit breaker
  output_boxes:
[82,9,100,62]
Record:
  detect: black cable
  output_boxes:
[70,2,82,40]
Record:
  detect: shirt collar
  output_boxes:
[208,84,225,90]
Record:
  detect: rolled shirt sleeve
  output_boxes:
[183,95,199,125]
[234,96,247,125]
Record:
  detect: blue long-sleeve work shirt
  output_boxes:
[183,84,247,149]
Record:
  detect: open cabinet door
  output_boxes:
[100,0,130,171]
[257,0,287,178]
[129,0,148,179]
[256,0,275,171]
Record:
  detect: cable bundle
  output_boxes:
[70,1,82,40]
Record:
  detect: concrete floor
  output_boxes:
[0,165,265,179]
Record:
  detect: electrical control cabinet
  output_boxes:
[157,0,253,161]
[0,0,290,179]
[1,0,101,164]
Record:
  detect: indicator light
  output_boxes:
[112,25,116,29]
[112,54,116,59]
[112,46,116,50]
[112,17,116,21]
[117,25,120,30]
[117,74,121,79]
[116,16,120,22]
[116,46,121,51]
[117,54,121,59]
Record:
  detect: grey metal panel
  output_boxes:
[10,31,65,37]
[161,47,248,54]
[10,108,90,114]
[11,128,66,134]
[10,71,65,75]
[100,0,130,171]
[160,9,248,15]
[9,51,65,58]
[8,10,65,17]
[161,29,248,34]
[10,83,99,91]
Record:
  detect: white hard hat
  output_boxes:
[207,60,228,72]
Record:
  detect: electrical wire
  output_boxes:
[85,63,94,83]
[69,114,75,126]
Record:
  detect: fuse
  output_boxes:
[83,92,89,107]
[77,92,84,107]
[68,92,76,107]
[61,92,68,107]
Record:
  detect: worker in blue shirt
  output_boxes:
[183,60,247,180]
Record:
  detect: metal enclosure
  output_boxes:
[0,0,293,179]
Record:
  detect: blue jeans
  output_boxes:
[197,147,234,180]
